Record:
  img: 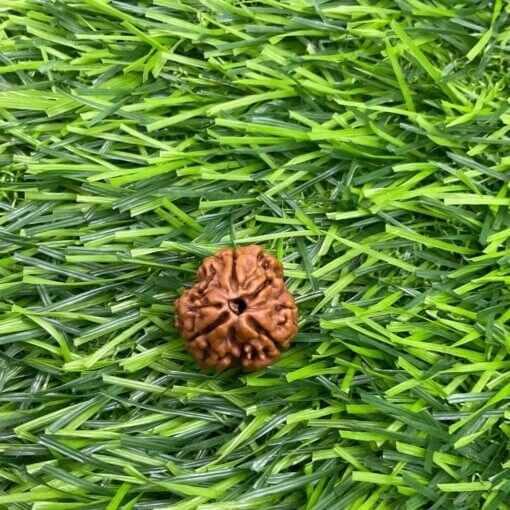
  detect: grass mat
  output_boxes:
[0,0,509,508]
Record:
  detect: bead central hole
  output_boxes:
[229,298,247,315]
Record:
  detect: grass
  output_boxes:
[0,0,509,508]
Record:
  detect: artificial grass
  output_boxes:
[0,0,509,508]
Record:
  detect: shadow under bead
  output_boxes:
[174,245,298,371]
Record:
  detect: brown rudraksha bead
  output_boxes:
[174,245,298,371]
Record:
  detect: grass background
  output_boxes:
[1,0,509,508]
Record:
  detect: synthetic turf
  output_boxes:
[0,1,509,508]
